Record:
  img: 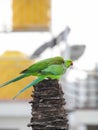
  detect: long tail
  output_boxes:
[13,75,47,99]
[0,74,28,88]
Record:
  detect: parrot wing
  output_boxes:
[20,56,64,75]
[41,64,66,76]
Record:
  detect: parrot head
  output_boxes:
[64,59,73,68]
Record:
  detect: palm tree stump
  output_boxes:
[28,79,68,130]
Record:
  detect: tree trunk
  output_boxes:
[28,79,68,130]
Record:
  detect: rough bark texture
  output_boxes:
[28,79,68,130]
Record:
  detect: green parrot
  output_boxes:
[0,56,73,99]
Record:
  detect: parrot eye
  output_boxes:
[71,62,73,66]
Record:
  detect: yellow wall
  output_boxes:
[12,0,50,31]
[0,51,35,100]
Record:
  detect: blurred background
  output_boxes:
[0,0,98,130]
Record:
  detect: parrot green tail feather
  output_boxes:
[0,74,29,88]
[13,75,47,99]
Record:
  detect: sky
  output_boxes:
[0,0,98,70]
